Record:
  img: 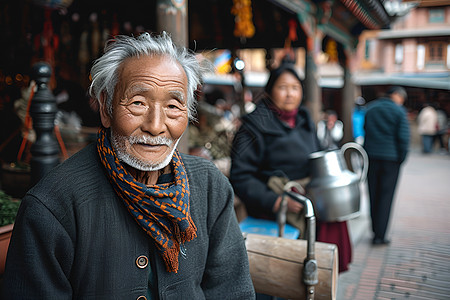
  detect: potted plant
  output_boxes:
[1,162,31,199]
[0,190,21,276]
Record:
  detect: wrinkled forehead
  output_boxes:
[118,54,181,77]
[115,55,187,94]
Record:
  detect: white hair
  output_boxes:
[89,31,211,121]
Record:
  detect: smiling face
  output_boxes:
[99,55,189,171]
[270,71,303,112]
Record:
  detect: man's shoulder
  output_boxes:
[182,153,220,173]
[28,143,104,199]
[49,143,99,179]
[181,153,229,185]
[367,98,402,114]
[22,143,110,224]
[367,97,390,107]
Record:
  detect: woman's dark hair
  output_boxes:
[264,63,303,95]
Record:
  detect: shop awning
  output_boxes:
[353,72,450,90]
[378,28,450,39]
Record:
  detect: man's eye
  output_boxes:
[125,98,147,115]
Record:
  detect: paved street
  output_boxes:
[337,149,450,300]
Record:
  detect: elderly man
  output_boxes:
[3,32,255,299]
[364,86,410,246]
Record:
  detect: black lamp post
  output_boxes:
[233,57,246,116]
[29,62,60,185]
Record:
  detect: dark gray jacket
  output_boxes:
[3,143,255,299]
[364,97,410,163]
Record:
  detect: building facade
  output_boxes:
[354,1,450,114]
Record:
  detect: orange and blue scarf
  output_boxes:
[97,127,197,272]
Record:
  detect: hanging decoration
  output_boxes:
[231,0,255,41]
[283,18,298,63]
[288,18,298,43]
[325,39,339,63]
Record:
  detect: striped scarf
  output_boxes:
[97,127,197,273]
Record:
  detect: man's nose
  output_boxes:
[142,105,166,136]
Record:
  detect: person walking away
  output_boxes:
[364,86,410,245]
[435,106,448,154]
[417,103,438,154]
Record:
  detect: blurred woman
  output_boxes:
[230,63,351,273]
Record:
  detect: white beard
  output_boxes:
[110,130,179,171]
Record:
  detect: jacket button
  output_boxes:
[137,296,147,300]
[136,255,148,269]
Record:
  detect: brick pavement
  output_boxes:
[336,151,450,300]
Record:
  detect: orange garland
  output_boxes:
[231,0,255,39]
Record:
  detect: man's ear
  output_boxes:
[99,93,112,128]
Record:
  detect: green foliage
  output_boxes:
[0,190,21,226]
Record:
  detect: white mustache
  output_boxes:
[128,135,174,146]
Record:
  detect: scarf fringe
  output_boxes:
[163,243,182,273]
[180,221,197,242]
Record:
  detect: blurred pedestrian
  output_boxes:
[352,96,366,145]
[316,109,343,150]
[350,96,367,176]
[417,103,438,154]
[230,63,352,274]
[364,86,410,245]
[434,105,448,154]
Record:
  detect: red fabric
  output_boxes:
[316,221,352,273]
[278,109,298,128]
[268,103,298,128]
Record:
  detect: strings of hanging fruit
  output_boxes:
[231,0,255,41]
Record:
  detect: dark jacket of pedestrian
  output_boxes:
[3,143,255,299]
[363,87,410,245]
[364,97,410,163]
[230,98,320,219]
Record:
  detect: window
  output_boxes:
[395,44,403,65]
[417,45,425,70]
[428,42,445,63]
[364,40,371,60]
[447,45,450,69]
[429,9,444,23]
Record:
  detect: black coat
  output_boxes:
[230,99,320,219]
[3,143,255,299]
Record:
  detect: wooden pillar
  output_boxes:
[297,5,323,124]
[156,0,188,46]
[341,49,360,144]
[341,65,355,143]
[156,0,189,153]
[304,36,322,124]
